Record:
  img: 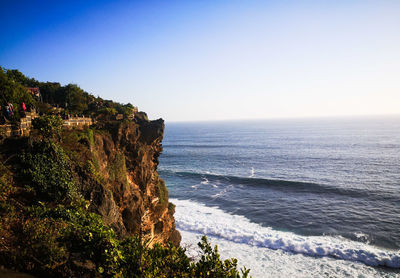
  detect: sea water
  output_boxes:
[159,116,400,277]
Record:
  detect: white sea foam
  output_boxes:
[211,184,233,198]
[171,199,400,272]
[249,167,255,178]
[354,232,371,244]
[200,177,209,185]
[180,230,395,278]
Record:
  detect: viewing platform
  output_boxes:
[0,113,94,137]
[63,116,93,129]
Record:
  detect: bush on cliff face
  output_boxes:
[20,140,76,201]
[108,151,128,185]
[119,235,250,278]
[119,236,191,277]
[0,162,13,202]
[18,217,68,273]
[3,203,250,277]
[20,203,120,276]
[156,178,168,207]
[32,115,64,139]
[61,209,122,275]
[191,236,250,278]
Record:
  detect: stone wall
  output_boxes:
[0,111,38,137]
[63,116,93,129]
[0,114,93,138]
[20,111,38,136]
[0,124,18,137]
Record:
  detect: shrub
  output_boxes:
[191,236,251,278]
[119,236,191,278]
[19,218,68,273]
[32,115,63,139]
[156,179,168,207]
[167,202,176,215]
[0,162,13,202]
[86,128,95,147]
[108,152,127,184]
[119,235,251,278]
[95,107,117,121]
[26,204,122,276]
[61,210,122,275]
[20,140,76,201]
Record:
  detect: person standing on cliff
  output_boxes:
[5,104,11,119]
[21,102,26,117]
[8,103,13,117]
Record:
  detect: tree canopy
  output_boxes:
[0,67,135,119]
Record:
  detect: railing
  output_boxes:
[0,113,94,138]
[0,111,38,137]
[63,116,93,128]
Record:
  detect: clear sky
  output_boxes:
[1,0,399,121]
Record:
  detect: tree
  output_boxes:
[64,84,89,115]
[5,69,38,87]
[32,115,63,139]
[0,67,37,120]
[39,82,62,105]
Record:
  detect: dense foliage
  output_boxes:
[20,140,76,201]
[1,67,136,119]
[0,161,13,202]
[32,115,64,139]
[0,67,36,122]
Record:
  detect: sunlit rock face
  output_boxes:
[76,118,180,247]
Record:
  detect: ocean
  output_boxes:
[159,116,400,277]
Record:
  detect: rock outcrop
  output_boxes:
[71,118,180,247]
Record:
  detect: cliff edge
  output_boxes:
[76,118,181,246]
[0,115,183,277]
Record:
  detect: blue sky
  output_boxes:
[1,0,399,121]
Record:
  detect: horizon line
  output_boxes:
[163,113,400,124]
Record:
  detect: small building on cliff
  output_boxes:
[26,87,41,98]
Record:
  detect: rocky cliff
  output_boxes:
[0,115,181,276]
[71,118,181,246]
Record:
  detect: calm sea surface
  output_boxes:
[159,116,400,277]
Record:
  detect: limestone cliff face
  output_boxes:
[76,118,180,246]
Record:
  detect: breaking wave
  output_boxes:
[172,198,400,268]
[160,169,398,202]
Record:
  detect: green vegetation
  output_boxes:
[167,202,176,215]
[192,236,250,278]
[32,115,64,139]
[156,178,168,208]
[86,128,95,147]
[1,67,136,120]
[20,140,76,201]
[108,151,128,184]
[0,162,13,202]
[119,235,251,278]
[0,67,36,122]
